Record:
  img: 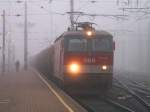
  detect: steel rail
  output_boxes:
[73,96,135,112]
[114,78,150,112]
[105,98,135,112]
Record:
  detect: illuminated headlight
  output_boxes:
[101,65,108,71]
[69,63,80,74]
[86,31,92,36]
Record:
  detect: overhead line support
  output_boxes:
[2,10,6,74]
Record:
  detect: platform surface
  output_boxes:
[0,70,87,112]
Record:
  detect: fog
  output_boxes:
[0,0,150,73]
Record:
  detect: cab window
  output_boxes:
[92,38,113,52]
[67,38,87,52]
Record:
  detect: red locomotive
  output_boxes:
[35,22,115,94]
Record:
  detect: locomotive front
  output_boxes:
[62,30,114,93]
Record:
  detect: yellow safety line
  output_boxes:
[35,70,74,112]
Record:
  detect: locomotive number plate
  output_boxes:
[84,58,96,63]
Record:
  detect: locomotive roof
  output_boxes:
[54,30,113,42]
[63,30,113,37]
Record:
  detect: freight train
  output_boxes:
[33,22,115,94]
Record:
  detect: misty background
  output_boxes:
[0,0,150,73]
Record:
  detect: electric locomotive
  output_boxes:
[51,22,115,94]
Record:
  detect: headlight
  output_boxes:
[69,63,80,74]
[101,65,108,71]
[86,30,92,36]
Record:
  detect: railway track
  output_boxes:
[116,74,150,101]
[132,88,150,104]
[73,96,135,112]
[35,69,150,112]
[113,74,150,112]
[127,80,150,104]
[71,76,150,112]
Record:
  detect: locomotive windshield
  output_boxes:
[92,37,113,52]
[66,36,113,52]
[67,38,87,52]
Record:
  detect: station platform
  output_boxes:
[0,69,87,112]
